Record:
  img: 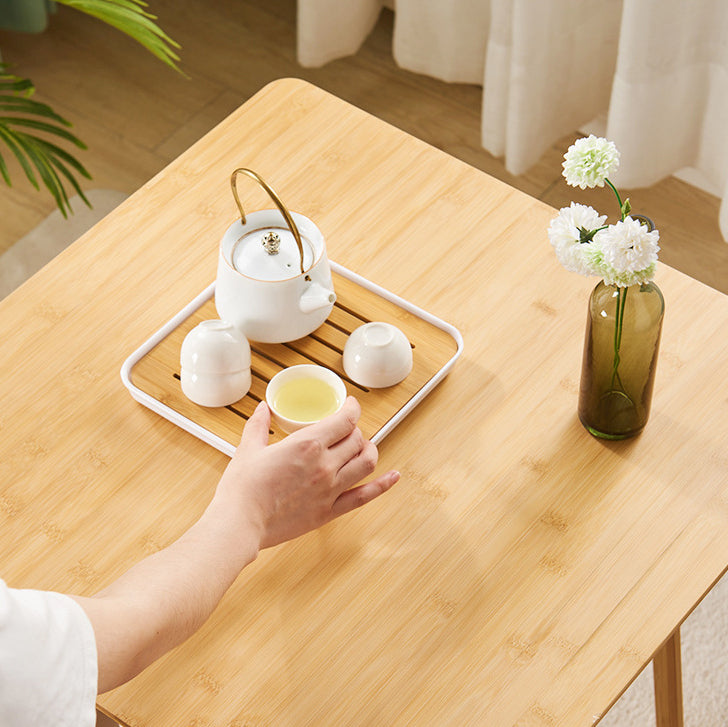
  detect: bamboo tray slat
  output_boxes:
[122,262,462,453]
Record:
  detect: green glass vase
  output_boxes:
[578,280,664,439]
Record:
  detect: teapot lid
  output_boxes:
[232,227,315,281]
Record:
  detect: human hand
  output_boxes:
[215,397,400,549]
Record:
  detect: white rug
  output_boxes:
[2,193,726,725]
[0,189,128,299]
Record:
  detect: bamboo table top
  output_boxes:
[1,78,727,726]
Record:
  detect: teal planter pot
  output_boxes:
[0,0,55,33]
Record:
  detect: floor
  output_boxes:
[0,0,726,294]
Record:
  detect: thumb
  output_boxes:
[238,401,271,451]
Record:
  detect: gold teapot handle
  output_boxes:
[230,168,305,274]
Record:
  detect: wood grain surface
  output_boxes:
[1,79,727,727]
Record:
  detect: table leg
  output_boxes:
[96,709,121,727]
[653,628,684,727]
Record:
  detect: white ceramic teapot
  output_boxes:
[215,169,336,343]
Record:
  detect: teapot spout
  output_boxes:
[299,282,336,313]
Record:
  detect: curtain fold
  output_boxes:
[296,0,384,68]
[482,0,622,175]
[392,0,490,85]
[606,0,728,188]
[297,0,728,241]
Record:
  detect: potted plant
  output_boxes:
[0,0,181,216]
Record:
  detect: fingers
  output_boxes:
[331,471,400,517]
[328,425,367,472]
[307,396,361,447]
[334,438,379,489]
[238,401,271,450]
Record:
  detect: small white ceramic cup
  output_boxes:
[180,319,251,407]
[266,364,346,434]
[343,322,413,388]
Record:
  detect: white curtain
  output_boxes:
[297,0,728,242]
[297,0,383,68]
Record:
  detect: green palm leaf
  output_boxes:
[0,96,70,123]
[57,0,182,72]
[0,64,91,218]
[0,77,34,94]
[0,125,41,187]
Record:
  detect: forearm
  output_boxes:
[72,493,259,693]
[69,398,396,695]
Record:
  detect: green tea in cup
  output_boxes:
[273,376,340,423]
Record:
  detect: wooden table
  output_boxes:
[2,79,727,727]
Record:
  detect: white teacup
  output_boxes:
[180,320,251,407]
[266,364,346,434]
[343,322,413,388]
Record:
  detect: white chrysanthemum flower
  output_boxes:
[547,202,606,276]
[596,216,660,286]
[562,135,620,189]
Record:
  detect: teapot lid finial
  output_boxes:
[262,231,281,255]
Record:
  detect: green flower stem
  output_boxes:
[610,286,629,394]
[605,178,626,220]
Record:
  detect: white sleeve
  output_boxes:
[0,579,98,727]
